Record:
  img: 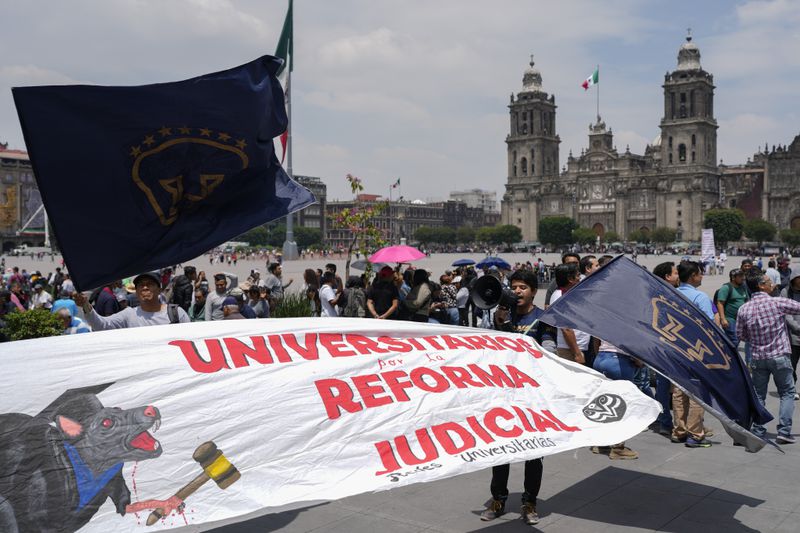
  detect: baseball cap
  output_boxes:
[222,296,238,306]
[133,271,161,288]
[790,268,800,282]
[379,266,394,276]
[729,268,744,278]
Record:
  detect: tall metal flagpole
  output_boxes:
[282,69,298,259]
[596,64,600,122]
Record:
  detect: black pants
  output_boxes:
[490,458,543,503]
[791,344,800,383]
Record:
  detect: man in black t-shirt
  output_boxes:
[366,266,400,319]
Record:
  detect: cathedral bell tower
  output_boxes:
[501,56,560,241]
[656,32,720,240]
[660,32,717,170]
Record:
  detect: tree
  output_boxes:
[572,227,596,245]
[328,174,388,279]
[538,216,578,247]
[743,218,777,246]
[651,227,677,245]
[475,226,494,243]
[781,229,800,248]
[493,224,523,245]
[456,226,476,244]
[603,230,620,244]
[704,208,744,246]
[237,225,270,247]
[628,229,651,244]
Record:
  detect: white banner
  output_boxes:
[0,319,660,532]
[702,228,716,265]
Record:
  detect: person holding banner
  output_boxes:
[76,272,190,329]
[481,269,554,526]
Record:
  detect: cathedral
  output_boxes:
[501,35,800,243]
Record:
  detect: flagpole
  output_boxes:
[282,69,298,260]
[596,64,600,122]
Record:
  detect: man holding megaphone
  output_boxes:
[474,269,556,526]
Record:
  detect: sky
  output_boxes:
[1,0,799,205]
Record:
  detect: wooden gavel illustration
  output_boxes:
[147,441,241,526]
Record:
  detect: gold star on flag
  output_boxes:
[158,126,172,137]
[199,128,211,137]
[178,126,191,135]
[218,132,231,142]
[143,135,155,147]
[235,139,247,149]
[130,145,142,157]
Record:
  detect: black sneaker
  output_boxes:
[480,499,505,521]
[670,435,687,443]
[685,437,712,448]
[520,502,539,525]
[776,434,796,444]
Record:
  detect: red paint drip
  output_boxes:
[131,461,142,524]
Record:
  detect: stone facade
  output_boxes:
[501,36,800,242]
[0,144,44,252]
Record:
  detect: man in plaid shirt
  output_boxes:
[736,270,800,444]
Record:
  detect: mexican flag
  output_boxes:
[275,0,292,163]
[581,67,598,90]
[391,178,400,189]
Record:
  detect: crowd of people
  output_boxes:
[2,251,799,527]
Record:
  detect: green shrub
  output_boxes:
[272,292,313,318]
[3,308,63,341]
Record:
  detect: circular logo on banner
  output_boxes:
[582,394,627,423]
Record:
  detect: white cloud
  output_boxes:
[304,91,429,121]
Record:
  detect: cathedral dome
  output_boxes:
[652,133,662,147]
[520,56,543,93]
[676,34,701,71]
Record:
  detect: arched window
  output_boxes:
[530,149,535,174]
[521,157,528,175]
[512,151,517,177]
[678,144,686,162]
[668,136,673,149]
[691,134,696,146]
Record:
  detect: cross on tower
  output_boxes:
[529,54,535,67]
[686,27,692,41]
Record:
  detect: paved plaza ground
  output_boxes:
[4,251,799,532]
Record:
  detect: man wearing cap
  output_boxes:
[205,271,239,321]
[222,296,245,320]
[780,268,800,398]
[367,266,400,320]
[76,272,189,329]
[716,269,749,347]
[30,282,53,310]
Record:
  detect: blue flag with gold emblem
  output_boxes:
[539,256,773,452]
[12,55,315,290]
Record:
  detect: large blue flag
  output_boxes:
[539,256,773,452]
[12,56,315,290]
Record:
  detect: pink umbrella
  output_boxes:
[369,245,426,264]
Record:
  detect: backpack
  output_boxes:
[167,304,181,324]
[342,287,366,318]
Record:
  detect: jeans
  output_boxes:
[446,307,459,325]
[751,355,796,438]
[655,373,673,429]
[724,318,738,347]
[593,351,636,382]
[634,366,655,399]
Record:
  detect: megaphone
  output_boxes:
[469,275,519,311]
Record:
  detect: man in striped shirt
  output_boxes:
[736,271,800,444]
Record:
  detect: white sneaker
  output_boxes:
[794,393,799,401]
